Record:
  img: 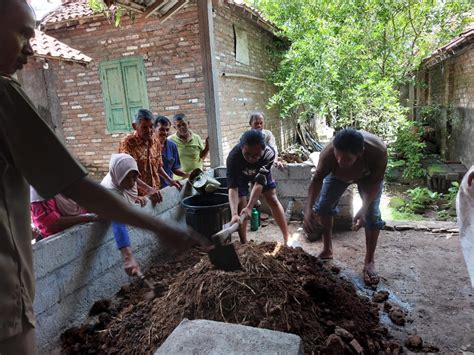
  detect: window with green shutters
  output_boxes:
[99,57,149,133]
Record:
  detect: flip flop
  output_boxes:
[363,269,380,285]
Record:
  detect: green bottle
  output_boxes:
[250,208,259,231]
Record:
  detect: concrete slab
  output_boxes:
[155,319,304,355]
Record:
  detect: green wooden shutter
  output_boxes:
[99,60,130,132]
[121,57,149,123]
[99,57,149,133]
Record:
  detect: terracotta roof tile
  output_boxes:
[42,0,97,26]
[32,30,92,64]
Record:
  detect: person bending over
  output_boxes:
[304,128,387,285]
[227,130,289,245]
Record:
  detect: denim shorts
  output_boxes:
[238,173,277,197]
[314,175,385,231]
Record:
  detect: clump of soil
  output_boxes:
[61,242,403,354]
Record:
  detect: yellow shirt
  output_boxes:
[0,76,87,341]
[169,132,204,174]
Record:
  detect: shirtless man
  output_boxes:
[304,128,387,285]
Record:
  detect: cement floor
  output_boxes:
[234,219,474,353]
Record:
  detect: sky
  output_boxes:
[31,0,62,19]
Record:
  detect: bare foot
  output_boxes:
[318,249,333,260]
[363,262,380,285]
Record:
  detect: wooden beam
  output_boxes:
[197,0,223,167]
[159,0,188,23]
[144,0,166,18]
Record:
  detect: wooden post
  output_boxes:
[197,0,224,167]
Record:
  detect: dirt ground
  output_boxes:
[252,218,474,353]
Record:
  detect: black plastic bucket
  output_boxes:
[181,193,231,238]
[215,177,228,194]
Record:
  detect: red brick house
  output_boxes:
[21,0,294,177]
[413,25,474,167]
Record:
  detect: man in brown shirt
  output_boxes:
[119,109,180,199]
[0,2,202,353]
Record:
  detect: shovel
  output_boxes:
[207,215,244,272]
[137,271,167,300]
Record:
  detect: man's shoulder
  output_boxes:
[121,133,137,144]
[227,144,242,161]
[166,138,178,149]
[191,132,203,142]
[168,134,178,142]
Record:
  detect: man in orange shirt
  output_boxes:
[119,109,180,203]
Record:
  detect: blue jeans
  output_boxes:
[314,175,385,231]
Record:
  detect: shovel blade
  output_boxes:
[208,244,241,271]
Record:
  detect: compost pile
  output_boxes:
[61,242,403,354]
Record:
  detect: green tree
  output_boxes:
[251,0,471,137]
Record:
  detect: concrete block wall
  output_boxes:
[271,163,353,228]
[33,186,186,354]
[214,164,353,228]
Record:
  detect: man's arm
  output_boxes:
[172,168,189,179]
[158,166,181,190]
[240,183,264,220]
[62,177,204,246]
[200,137,210,160]
[228,187,240,222]
[303,147,332,234]
[352,150,387,230]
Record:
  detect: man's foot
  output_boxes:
[363,265,380,285]
[318,249,333,260]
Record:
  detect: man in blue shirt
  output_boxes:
[154,116,189,187]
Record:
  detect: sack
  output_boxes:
[456,166,474,287]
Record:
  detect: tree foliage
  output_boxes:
[250,0,472,137]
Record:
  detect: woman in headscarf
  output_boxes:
[101,153,148,276]
[30,188,98,241]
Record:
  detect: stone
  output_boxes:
[349,339,364,354]
[334,326,354,342]
[155,319,304,355]
[372,290,390,303]
[406,335,423,349]
[325,334,345,354]
[389,308,406,326]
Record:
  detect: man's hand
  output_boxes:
[240,207,252,221]
[148,191,163,206]
[352,208,367,231]
[136,196,148,207]
[273,160,286,170]
[468,171,474,187]
[205,136,209,148]
[169,180,182,191]
[121,247,141,276]
[303,208,321,235]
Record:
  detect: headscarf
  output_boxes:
[101,153,139,204]
[30,187,84,216]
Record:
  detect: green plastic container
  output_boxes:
[250,208,259,231]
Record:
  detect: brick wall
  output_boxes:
[213,5,294,158]
[42,3,208,178]
[417,44,474,166]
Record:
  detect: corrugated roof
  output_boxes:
[422,24,474,67]
[32,29,92,64]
